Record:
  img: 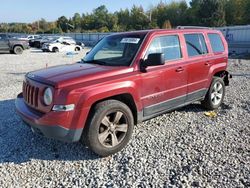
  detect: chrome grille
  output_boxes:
[23,82,39,107]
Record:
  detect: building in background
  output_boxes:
[218,25,250,55]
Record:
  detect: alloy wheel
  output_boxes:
[98,111,128,148]
[211,82,223,105]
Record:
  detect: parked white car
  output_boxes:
[42,40,82,52]
[18,35,41,41]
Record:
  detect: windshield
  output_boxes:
[83,33,146,66]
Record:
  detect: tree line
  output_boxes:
[1,0,250,34]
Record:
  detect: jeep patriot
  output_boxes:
[16,28,230,156]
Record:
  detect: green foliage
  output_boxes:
[1,1,250,34]
[152,1,189,28]
[57,16,69,32]
[225,0,248,25]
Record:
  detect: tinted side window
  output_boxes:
[208,33,225,53]
[146,35,182,61]
[184,34,208,57]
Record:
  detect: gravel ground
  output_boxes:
[0,49,249,187]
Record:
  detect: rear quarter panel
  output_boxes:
[205,30,228,88]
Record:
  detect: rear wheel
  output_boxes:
[52,47,59,53]
[13,46,23,54]
[201,77,225,110]
[82,100,134,157]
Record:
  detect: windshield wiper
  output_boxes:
[82,59,107,65]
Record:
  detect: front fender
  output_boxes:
[70,81,141,129]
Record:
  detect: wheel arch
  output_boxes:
[88,93,138,125]
[52,46,59,52]
[75,46,81,51]
[13,44,24,50]
[213,70,231,86]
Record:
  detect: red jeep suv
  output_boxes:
[16,28,230,156]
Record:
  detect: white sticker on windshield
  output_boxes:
[121,38,140,44]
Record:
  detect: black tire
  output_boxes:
[52,47,59,53]
[201,77,225,110]
[13,46,23,55]
[10,50,14,54]
[34,42,40,48]
[82,100,134,157]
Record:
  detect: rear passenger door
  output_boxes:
[141,34,188,117]
[184,33,210,102]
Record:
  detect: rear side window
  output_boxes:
[184,34,208,57]
[208,33,225,53]
[146,35,182,61]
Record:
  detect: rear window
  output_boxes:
[184,34,208,57]
[208,33,225,53]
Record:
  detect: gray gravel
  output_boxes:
[0,50,249,187]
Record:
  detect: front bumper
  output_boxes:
[15,93,83,143]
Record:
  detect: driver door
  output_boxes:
[140,34,188,117]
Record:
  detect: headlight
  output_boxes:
[43,87,53,106]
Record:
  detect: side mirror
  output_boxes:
[140,53,165,72]
[147,53,165,66]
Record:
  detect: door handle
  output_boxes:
[204,61,211,66]
[176,67,184,72]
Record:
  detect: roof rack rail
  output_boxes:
[177,26,212,29]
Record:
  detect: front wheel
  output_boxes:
[13,46,23,54]
[201,77,225,110]
[82,100,134,157]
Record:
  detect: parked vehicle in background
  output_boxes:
[57,36,76,45]
[0,33,29,54]
[42,40,82,52]
[29,36,42,47]
[76,41,85,48]
[16,28,230,156]
[32,36,60,48]
[18,35,41,41]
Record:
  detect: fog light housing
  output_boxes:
[52,104,75,111]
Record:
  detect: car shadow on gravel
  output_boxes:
[8,72,27,76]
[0,99,99,164]
[176,103,205,113]
[176,102,233,113]
[30,51,48,54]
[0,52,12,55]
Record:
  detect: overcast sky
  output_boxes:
[0,0,191,23]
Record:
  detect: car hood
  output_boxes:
[27,62,133,88]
